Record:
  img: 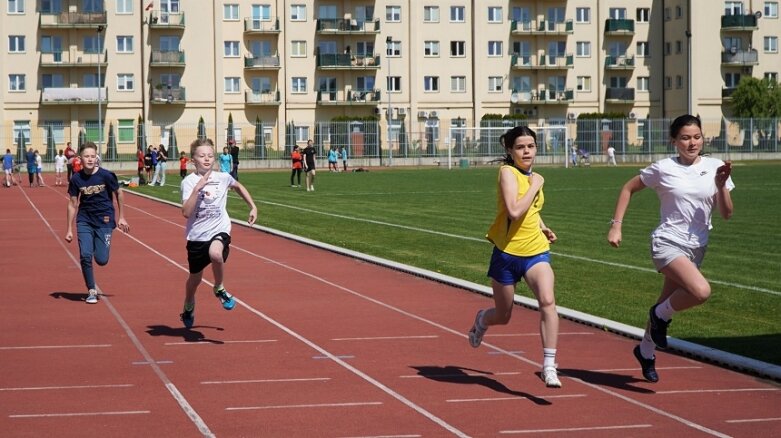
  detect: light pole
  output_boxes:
[96,25,104,157]
[386,35,393,166]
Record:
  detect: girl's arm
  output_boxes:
[715,162,733,220]
[182,170,211,218]
[607,175,646,248]
[500,168,543,221]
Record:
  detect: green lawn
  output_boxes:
[135,162,781,365]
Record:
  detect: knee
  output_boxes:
[689,282,711,303]
[493,309,513,325]
[95,256,109,266]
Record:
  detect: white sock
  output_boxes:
[655,299,676,321]
[543,348,557,368]
[639,332,656,359]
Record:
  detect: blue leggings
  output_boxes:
[77,222,113,290]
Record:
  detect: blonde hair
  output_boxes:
[189,138,214,156]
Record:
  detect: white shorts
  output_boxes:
[3,169,11,175]
[651,236,706,271]
[55,166,65,172]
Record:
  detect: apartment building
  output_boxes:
[1,0,779,157]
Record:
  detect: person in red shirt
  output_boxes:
[179,151,188,179]
[290,145,303,187]
[136,149,145,183]
[64,142,76,180]
[71,156,82,173]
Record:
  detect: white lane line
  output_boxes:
[10,410,150,419]
[0,344,112,350]
[313,355,355,360]
[226,401,383,411]
[132,360,174,365]
[164,339,278,346]
[0,384,134,391]
[202,377,331,385]
[332,335,439,341]
[448,394,587,403]
[400,371,521,379]
[592,366,702,373]
[25,190,215,438]
[488,350,524,355]
[500,424,652,434]
[655,388,780,395]
[338,435,421,438]
[725,417,781,424]
[487,332,594,337]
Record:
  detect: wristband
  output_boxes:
[609,219,622,225]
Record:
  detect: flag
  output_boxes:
[145,2,154,11]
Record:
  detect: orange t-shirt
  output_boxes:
[291,151,303,169]
[72,158,82,173]
[179,156,188,170]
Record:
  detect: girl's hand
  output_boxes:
[542,227,557,244]
[715,161,732,188]
[607,226,622,248]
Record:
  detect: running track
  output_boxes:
[1,184,779,438]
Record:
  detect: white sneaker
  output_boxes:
[86,289,99,304]
[468,310,487,348]
[541,366,562,388]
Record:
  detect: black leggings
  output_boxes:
[291,168,301,185]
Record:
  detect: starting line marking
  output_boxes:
[400,371,522,379]
[500,424,652,434]
[331,335,439,341]
[226,401,383,411]
[201,377,331,385]
[0,384,134,392]
[0,344,112,350]
[10,410,150,419]
[447,394,587,403]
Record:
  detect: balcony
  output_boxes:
[605,55,635,70]
[538,54,574,69]
[317,53,380,69]
[511,89,574,104]
[244,55,281,70]
[148,11,185,30]
[721,14,758,31]
[721,49,759,66]
[316,18,381,34]
[40,50,107,68]
[605,19,635,35]
[510,19,573,35]
[316,89,381,105]
[605,87,635,103]
[150,50,185,67]
[244,17,280,33]
[151,86,186,104]
[41,87,107,105]
[245,90,281,105]
[39,11,107,28]
[722,87,737,99]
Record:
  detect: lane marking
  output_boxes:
[593,366,702,373]
[0,344,111,350]
[489,350,524,355]
[202,377,331,385]
[10,410,150,419]
[725,417,781,424]
[655,388,780,395]
[164,339,277,346]
[448,394,587,403]
[332,335,439,341]
[338,435,421,438]
[226,401,383,411]
[400,371,521,379]
[0,384,133,391]
[488,332,594,337]
[500,424,652,434]
[132,360,174,365]
[314,355,355,360]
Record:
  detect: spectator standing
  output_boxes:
[327,147,339,172]
[607,146,617,166]
[152,144,168,186]
[2,149,15,187]
[340,146,348,172]
[290,145,303,187]
[35,150,45,187]
[179,151,188,179]
[25,147,37,187]
[229,139,239,180]
[219,147,233,173]
[64,142,76,180]
[302,139,317,192]
[54,149,67,186]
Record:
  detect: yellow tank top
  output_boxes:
[486,165,549,256]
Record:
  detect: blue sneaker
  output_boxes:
[633,345,659,383]
[180,307,195,329]
[214,289,235,310]
[648,304,670,349]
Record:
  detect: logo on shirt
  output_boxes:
[700,171,708,176]
[80,184,106,196]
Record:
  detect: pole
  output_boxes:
[97,25,104,157]
[387,36,393,167]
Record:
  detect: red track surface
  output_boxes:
[1,184,779,437]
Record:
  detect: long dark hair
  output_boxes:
[669,114,702,138]
[500,126,537,165]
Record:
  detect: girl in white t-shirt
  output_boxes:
[607,114,734,383]
[54,149,67,186]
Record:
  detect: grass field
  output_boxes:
[136,162,781,365]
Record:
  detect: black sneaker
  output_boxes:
[180,308,195,329]
[648,304,670,348]
[633,346,659,382]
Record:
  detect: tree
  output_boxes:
[730,77,781,149]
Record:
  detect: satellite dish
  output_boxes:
[755,11,762,19]
[510,93,520,104]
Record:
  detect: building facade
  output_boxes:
[1,0,779,157]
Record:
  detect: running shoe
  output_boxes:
[180,307,195,329]
[468,310,487,348]
[214,288,236,310]
[541,366,562,388]
[86,289,99,304]
[633,345,659,383]
[648,304,670,349]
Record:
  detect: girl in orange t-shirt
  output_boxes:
[179,151,188,178]
[290,145,303,187]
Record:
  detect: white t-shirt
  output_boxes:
[640,156,735,248]
[55,155,67,171]
[181,171,237,241]
[607,147,615,158]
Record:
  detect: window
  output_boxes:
[251,77,271,93]
[665,42,671,55]
[224,4,239,20]
[318,77,337,96]
[488,41,502,56]
[423,5,439,22]
[637,8,650,22]
[8,35,24,53]
[664,76,672,89]
[291,41,306,57]
[637,119,646,140]
[295,126,309,143]
[84,35,101,54]
[224,77,240,93]
[82,0,101,12]
[576,41,591,57]
[117,73,134,91]
[44,121,65,144]
[675,6,682,18]
[608,8,626,19]
[290,4,306,21]
[450,6,465,22]
[488,6,502,23]
[42,73,64,88]
[251,4,271,21]
[637,41,650,57]
[118,119,134,142]
[40,0,61,13]
[423,41,439,57]
[9,74,25,91]
[291,77,307,93]
[451,76,466,92]
[424,76,439,92]
[664,7,671,20]
[8,0,24,13]
[725,73,741,88]
[318,5,337,19]
[159,73,181,88]
[765,72,778,82]
[510,75,530,92]
[511,6,530,22]
[224,41,240,57]
[386,5,401,22]
[766,2,779,18]
[387,76,401,92]
[116,36,133,53]
[576,76,591,92]
[13,121,31,145]
[575,7,590,23]
[116,0,132,13]
[676,75,683,88]
[159,36,180,52]
[765,36,779,52]
[676,41,682,54]
[387,40,400,56]
[356,76,374,91]
[725,2,743,15]
[488,76,503,92]
[450,41,465,57]
[356,41,374,56]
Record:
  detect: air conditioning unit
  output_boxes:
[567,112,576,120]
[417,111,428,119]
[396,107,407,116]
[429,111,439,118]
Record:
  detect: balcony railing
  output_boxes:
[605,87,635,102]
[151,50,185,66]
[39,11,107,28]
[317,89,381,105]
[538,54,574,69]
[245,90,281,105]
[605,55,636,69]
[316,18,381,33]
[510,19,573,35]
[511,89,574,104]
[41,87,107,104]
[149,10,185,29]
[317,53,380,69]
[605,18,635,35]
[40,50,107,67]
[721,49,759,65]
[721,14,758,30]
[244,55,281,69]
[244,17,280,33]
[722,87,737,99]
[151,86,186,104]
